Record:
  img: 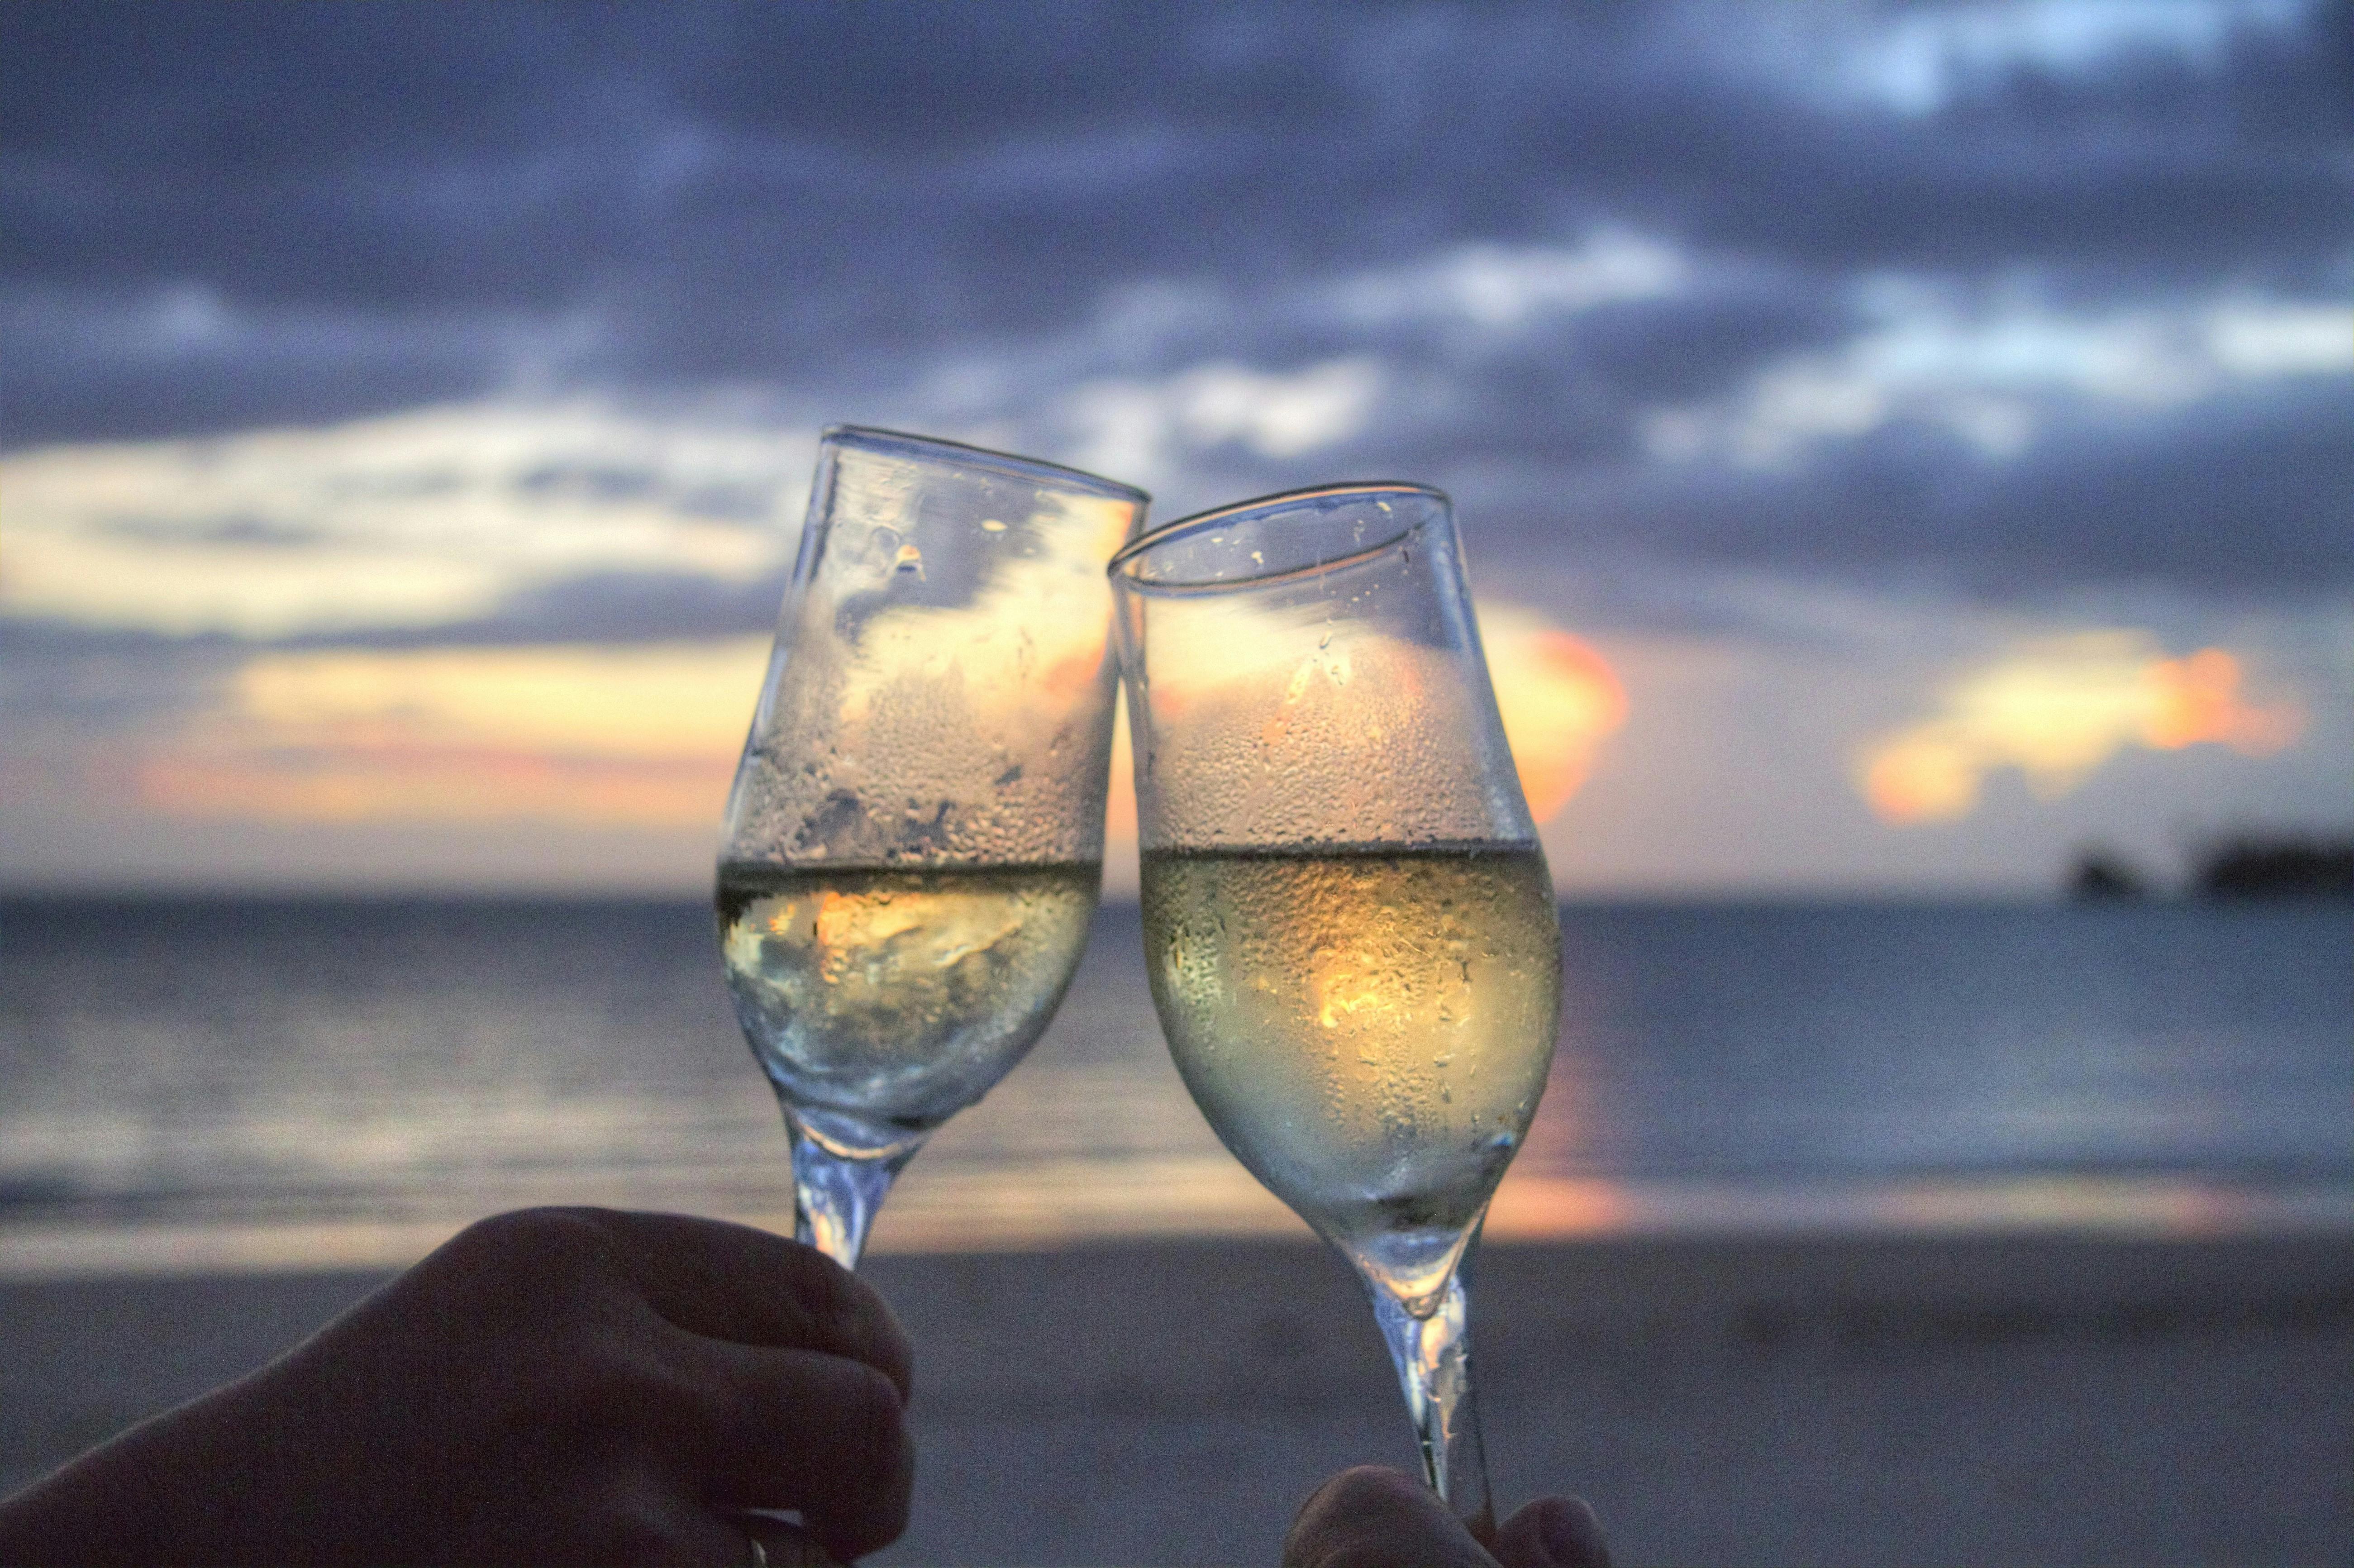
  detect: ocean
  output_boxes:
[2,896,2348,1277]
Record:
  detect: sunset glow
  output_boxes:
[136,640,769,826]
[1479,607,1630,823]
[124,603,1624,850]
[1861,633,2306,825]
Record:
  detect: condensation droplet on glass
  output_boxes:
[892,543,925,577]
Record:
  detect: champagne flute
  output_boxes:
[1108,483,1560,1536]
[718,426,1148,1268]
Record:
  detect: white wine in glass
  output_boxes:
[719,427,1148,1268]
[1111,484,1561,1537]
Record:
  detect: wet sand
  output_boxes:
[4,1234,2348,1566]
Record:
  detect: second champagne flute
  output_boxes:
[1109,483,1562,1537]
[718,426,1148,1268]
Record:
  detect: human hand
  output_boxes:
[0,1208,912,1566]
[1283,1466,1610,1568]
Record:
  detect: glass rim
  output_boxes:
[824,424,1150,505]
[1106,481,1449,593]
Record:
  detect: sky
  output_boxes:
[1,0,2348,896]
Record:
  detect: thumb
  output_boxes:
[1494,1495,1611,1568]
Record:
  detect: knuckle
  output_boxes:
[405,1209,622,1335]
[1323,1465,1422,1514]
[1289,1468,1462,1568]
[445,1206,608,1268]
[461,1204,577,1243]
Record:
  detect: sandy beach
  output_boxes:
[4,1232,2348,1566]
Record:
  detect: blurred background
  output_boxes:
[4,5,2350,1562]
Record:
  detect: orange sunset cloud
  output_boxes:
[134,640,771,828]
[1861,632,2304,825]
[1478,606,1630,823]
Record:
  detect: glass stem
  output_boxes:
[1367,1267,1495,1542]
[784,1110,918,1269]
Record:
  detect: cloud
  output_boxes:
[5,0,2344,445]
[1,0,2349,746]
[1858,630,2305,823]
[1641,286,2354,465]
[6,272,2347,675]
[1761,0,2310,116]
[1323,231,1691,332]
[0,401,808,639]
[1532,376,2354,604]
[1065,356,1383,489]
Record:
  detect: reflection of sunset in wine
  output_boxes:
[1862,632,2305,825]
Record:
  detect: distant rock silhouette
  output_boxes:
[2193,836,2354,900]
[2068,851,2150,901]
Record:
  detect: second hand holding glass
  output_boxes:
[717,427,1148,1268]
[1109,484,1562,1538]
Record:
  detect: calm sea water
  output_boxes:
[1,896,2348,1276]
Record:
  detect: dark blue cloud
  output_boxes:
[3,0,2348,612]
[1476,381,2354,604]
[9,2,2341,342]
